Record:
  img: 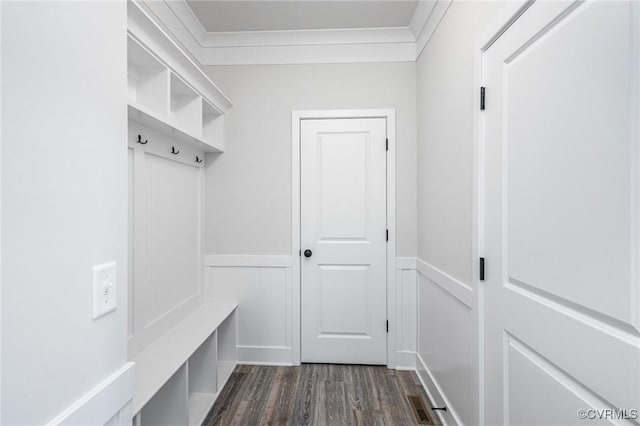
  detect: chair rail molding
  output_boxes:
[204,255,293,268]
[416,258,475,309]
[136,0,453,65]
[396,256,417,270]
[47,363,135,426]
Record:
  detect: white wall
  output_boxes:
[201,62,416,364]
[0,2,3,420]
[415,2,508,425]
[1,2,129,424]
[203,62,417,257]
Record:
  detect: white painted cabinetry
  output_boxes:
[126,1,235,424]
[127,35,226,152]
[127,0,231,153]
[132,304,237,426]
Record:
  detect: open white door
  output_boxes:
[300,117,387,365]
[483,1,640,424]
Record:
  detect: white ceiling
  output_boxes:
[185,0,420,32]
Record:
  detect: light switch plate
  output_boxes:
[92,261,117,319]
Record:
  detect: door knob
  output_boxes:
[304,249,312,258]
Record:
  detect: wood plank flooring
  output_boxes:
[202,364,441,426]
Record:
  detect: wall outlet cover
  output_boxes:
[92,261,117,319]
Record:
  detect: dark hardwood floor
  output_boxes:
[202,364,441,426]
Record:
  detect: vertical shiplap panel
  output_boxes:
[141,153,200,328]
[128,121,207,356]
[395,265,417,369]
[397,268,417,353]
[128,148,135,339]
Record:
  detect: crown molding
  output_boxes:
[409,0,438,37]
[128,0,232,109]
[201,27,415,48]
[414,0,453,59]
[163,0,208,45]
[133,0,201,63]
[196,26,416,64]
[198,42,417,65]
[137,0,451,65]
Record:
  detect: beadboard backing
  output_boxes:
[140,154,200,319]
[128,126,206,357]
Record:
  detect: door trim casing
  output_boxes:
[473,2,549,424]
[291,109,397,367]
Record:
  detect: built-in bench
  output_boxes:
[131,303,237,426]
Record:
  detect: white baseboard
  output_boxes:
[49,362,135,426]
[395,351,417,370]
[415,353,461,426]
[237,345,293,366]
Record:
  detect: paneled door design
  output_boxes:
[483,2,640,424]
[301,118,387,364]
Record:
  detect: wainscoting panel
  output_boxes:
[204,256,294,365]
[48,363,135,426]
[416,259,477,426]
[204,256,420,367]
[395,257,417,370]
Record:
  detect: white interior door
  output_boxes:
[301,117,387,364]
[483,2,640,424]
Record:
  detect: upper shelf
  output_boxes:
[128,36,225,153]
[127,0,231,153]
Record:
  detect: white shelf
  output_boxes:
[170,73,202,136]
[188,392,216,426]
[128,1,232,111]
[131,302,237,414]
[202,100,224,152]
[127,37,169,119]
[128,103,223,153]
[127,35,227,153]
[140,365,188,426]
[217,313,237,391]
[188,333,217,425]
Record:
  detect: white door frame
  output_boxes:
[291,109,397,367]
[472,2,553,424]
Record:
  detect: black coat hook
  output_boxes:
[171,146,180,155]
[137,135,147,145]
[195,156,203,163]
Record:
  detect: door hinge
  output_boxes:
[299,249,301,257]
[479,257,485,281]
[386,320,389,333]
[480,87,486,111]
[386,138,388,151]
[386,229,389,241]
